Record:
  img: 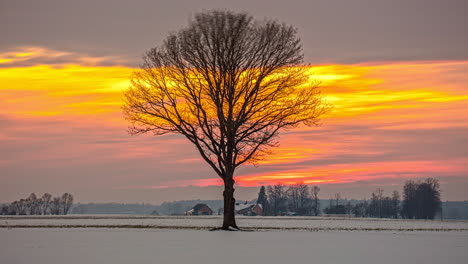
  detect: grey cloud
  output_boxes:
[1,0,467,66]
[0,47,128,68]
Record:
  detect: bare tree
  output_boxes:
[26,193,40,215]
[267,184,288,215]
[11,199,27,215]
[287,184,300,213]
[311,186,320,216]
[50,197,62,215]
[391,190,400,219]
[418,178,441,219]
[123,10,328,229]
[286,182,311,215]
[402,178,441,219]
[41,193,52,215]
[375,188,384,218]
[296,183,310,215]
[402,180,416,218]
[61,193,74,215]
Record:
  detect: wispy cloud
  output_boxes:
[0,46,128,68]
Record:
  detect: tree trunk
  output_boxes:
[222,178,239,230]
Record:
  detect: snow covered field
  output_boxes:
[1,215,468,231]
[2,216,468,264]
[2,228,467,264]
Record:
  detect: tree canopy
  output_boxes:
[122,10,328,229]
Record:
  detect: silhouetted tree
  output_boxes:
[324,193,346,214]
[311,186,320,216]
[369,189,384,218]
[61,193,74,215]
[0,204,9,215]
[367,189,400,218]
[260,184,317,216]
[402,180,418,219]
[50,197,62,215]
[0,192,74,216]
[416,178,441,219]
[257,186,268,215]
[11,199,27,215]
[402,178,441,219]
[352,200,369,217]
[345,201,353,216]
[267,184,288,215]
[391,190,400,219]
[287,184,301,213]
[296,183,310,215]
[41,193,52,215]
[26,193,41,215]
[122,10,328,230]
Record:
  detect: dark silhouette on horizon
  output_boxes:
[1,192,74,216]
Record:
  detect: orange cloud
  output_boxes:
[183,159,468,187]
[1,46,467,190]
[0,65,131,125]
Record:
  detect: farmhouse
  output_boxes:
[184,203,213,216]
[235,202,263,216]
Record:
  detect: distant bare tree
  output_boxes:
[123,10,328,229]
[41,193,52,215]
[352,200,368,217]
[50,197,62,215]
[412,178,441,219]
[311,186,320,216]
[287,184,300,213]
[345,201,353,216]
[11,199,27,215]
[296,183,310,215]
[267,184,288,215]
[402,180,418,219]
[391,190,400,219]
[61,193,74,215]
[375,188,384,218]
[26,193,42,215]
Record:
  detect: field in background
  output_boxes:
[2,215,468,231]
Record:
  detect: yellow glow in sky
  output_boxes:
[1,47,468,188]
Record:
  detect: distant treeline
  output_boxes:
[257,184,321,216]
[323,178,441,219]
[259,178,442,219]
[21,199,466,220]
[2,178,465,220]
[1,193,74,215]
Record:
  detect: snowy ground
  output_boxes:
[1,215,468,231]
[1,216,468,264]
[2,228,467,264]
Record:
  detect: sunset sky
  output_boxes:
[1,0,467,203]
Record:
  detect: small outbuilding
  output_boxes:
[184,203,214,216]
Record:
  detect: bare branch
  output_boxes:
[122,9,329,185]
